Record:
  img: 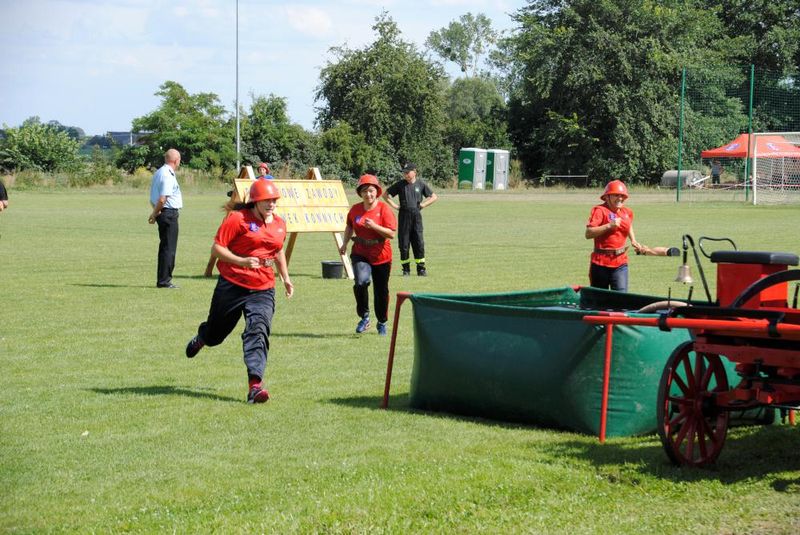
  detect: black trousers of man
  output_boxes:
[398,209,425,273]
[156,208,179,287]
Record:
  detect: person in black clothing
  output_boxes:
[382,162,438,276]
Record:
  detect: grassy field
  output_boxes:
[1,186,799,533]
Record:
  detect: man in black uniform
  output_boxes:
[383,162,438,276]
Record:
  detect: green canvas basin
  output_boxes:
[408,286,693,437]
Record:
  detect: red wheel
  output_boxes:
[657,341,730,466]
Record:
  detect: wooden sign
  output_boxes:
[231,178,349,233]
[204,167,354,279]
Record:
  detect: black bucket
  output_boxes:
[321,261,344,279]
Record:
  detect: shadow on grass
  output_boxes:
[72,283,153,289]
[328,393,412,412]
[542,424,800,487]
[327,394,544,431]
[272,332,361,339]
[89,385,240,403]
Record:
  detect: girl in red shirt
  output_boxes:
[185,180,294,404]
[585,180,643,291]
[339,174,397,335]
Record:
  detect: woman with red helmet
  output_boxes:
[256,162,273,180]
[584,180,644,291]
[185,179,294,403]
[338,174,397,335]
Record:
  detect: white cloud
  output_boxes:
[284,6,333,38]
[0,0,527,133]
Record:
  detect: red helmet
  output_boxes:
[601,180,628,200]
[356,174,382,197]
[258,162,270,173]
[249,179,280,202]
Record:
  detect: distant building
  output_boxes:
[106,131,148,146]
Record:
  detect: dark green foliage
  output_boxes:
[115,144,151,173]
[505,0,800,184]
[131,81,236,171]
[506,0,730,183]
[241,94,315,174]
[82,134,115,150]
[316,13,451,184]
[444,77,511,161]
[0,117,82,172]
[46,120,85,141]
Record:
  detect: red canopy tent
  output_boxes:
[701,133,800,159]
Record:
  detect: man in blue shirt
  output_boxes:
[148,149,183,288]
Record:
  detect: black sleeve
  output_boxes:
[386,181,400,197]
[421,181,433,198]
[0,181,7,201]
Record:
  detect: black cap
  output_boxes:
[402,162,417,173]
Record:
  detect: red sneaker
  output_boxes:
[247,384,270,404]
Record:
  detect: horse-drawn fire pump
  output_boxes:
[584,238,800,466]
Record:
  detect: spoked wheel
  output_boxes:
[657,341,730,466]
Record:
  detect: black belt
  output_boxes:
[162,207,179,211]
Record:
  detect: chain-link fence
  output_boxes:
[675,66,800,202]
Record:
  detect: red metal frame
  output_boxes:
[382,292,412,409]
[583,313,799,433]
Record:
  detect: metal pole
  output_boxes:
[599,322,614,443]
[677,67,686,202]
[235,0,240,170]
[745,64,754,203]
[382,292,412,409]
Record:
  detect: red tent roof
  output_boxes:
[701,133,800,159]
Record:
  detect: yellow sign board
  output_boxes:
[232,179,350,233]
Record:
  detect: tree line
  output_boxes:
[2,2,798,186]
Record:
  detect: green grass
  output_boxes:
[1,187,800,533]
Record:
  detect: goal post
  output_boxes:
[751,132,800,205]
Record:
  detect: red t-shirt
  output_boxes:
[587,204,634,268]
[347,201,397,265]
[215,209,287,290]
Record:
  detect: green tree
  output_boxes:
[426,12,498,77]
[505,0,728,183]
[241,94,315,174]
[47,120,85,141]
[132,81,235,170]
[115,144,151,173]
[444,77,510,158]
[316,13,450,183]
[0,117,81,172]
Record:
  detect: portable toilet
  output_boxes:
[486,149,510,190]
[458,148,487,189]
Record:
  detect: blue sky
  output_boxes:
[0,0,525,135]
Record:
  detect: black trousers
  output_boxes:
[589,263,629,292]
[351,255,391,323]
[196,277,275,381]
[156,208,179,286]
[398,209,424,268]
